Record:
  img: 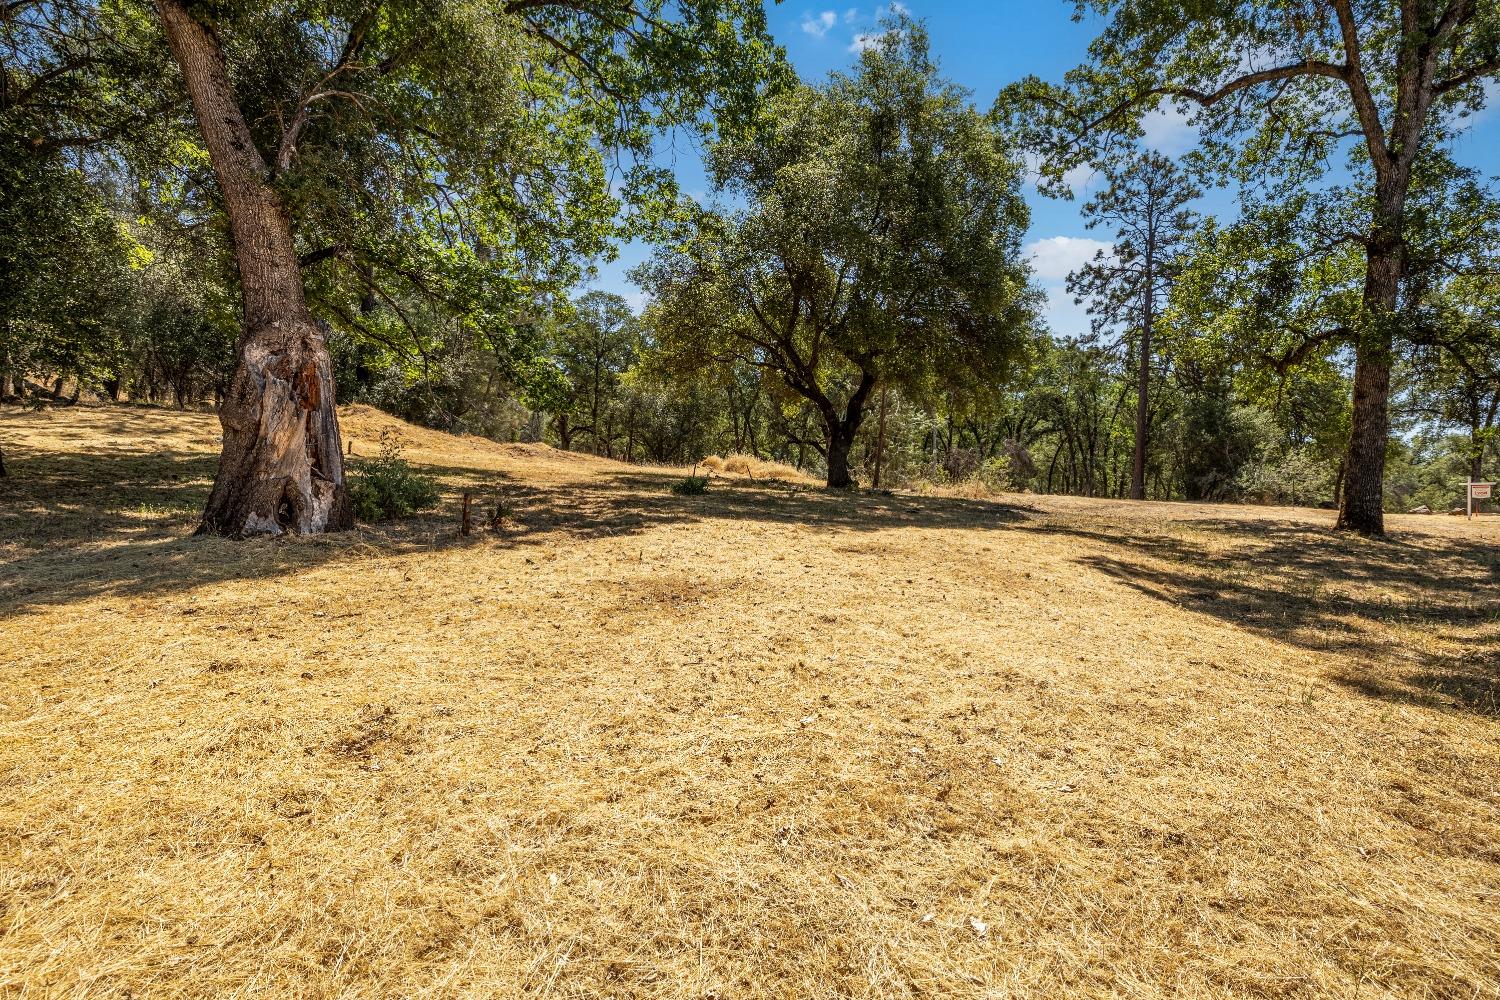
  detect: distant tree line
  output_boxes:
[3,3,1499,526]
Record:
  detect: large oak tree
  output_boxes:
[638,20,1038,488]
[150,0,782,536]
[1004,0,1500,534]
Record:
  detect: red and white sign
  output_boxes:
[1468,482,1495,519]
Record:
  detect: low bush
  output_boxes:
[671,474,710,496]
[941,447,982,483]
[935,454,1015,498]
[1234,446,1334,506]
[349,430,441,521]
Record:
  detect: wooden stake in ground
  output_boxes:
[461,492,473,536]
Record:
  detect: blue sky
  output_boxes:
[588,1,1500,337]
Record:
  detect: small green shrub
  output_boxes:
[1234,445,1334,506]
[671,475,710,496]
[349,431,440,521]
[481,484,513,532]
[976,455,1013,491]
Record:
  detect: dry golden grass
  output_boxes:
[704,452,811,483]
[925,477,1004,501]
[2,403,1498,1000]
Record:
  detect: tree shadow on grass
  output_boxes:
[0,449,220,549]
[418,459,1033,541]
[1328,656,1500,719]
[0,440,1031,616]
[1046,519,1500,718]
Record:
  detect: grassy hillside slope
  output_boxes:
[2,404,1497,999]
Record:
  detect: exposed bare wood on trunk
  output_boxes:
[155,0,351,537]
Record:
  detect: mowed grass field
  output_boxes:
[1,404,1497,1000]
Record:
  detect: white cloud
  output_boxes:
[849,30,891,52]
[1140,102,1199,155]
[839,5,908,51]
[1039,287,1094,338]
[1025,236,1114,282]
[1019,151,1047,188]
[1061,163,1098,196]
[1021,156,1099,198]
[802,10,838,37]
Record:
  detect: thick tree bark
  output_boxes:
[825,423,857,489]
[1338,342,1390,533]
[156,0,351,537]
[1336,236,1401,536]
[820,371,877,489]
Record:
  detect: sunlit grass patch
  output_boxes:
[0,403,1496,1000]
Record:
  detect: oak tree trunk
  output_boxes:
[826,424,856,489]
[1336,237,1400,536]
[820,371,876,489]
[1467,401,1486,484]
[156,0,351,537]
